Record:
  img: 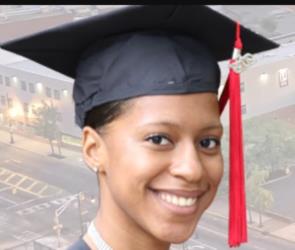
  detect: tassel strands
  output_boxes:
[219,22,248,247]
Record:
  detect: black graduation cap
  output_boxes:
[1,5,279,247]
[1,5,277,128]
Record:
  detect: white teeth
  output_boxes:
[172,195,178,205]
[167,194,172,203]
[179,197,186,206]
[186,198,194,206]
[159,193,197,207]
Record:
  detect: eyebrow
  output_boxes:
[141,120,223,131]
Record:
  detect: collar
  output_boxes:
[87,220,112,250]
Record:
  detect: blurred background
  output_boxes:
[0,5,294,250]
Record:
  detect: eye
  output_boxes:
[146,134,171,146]
[199,138,220,150]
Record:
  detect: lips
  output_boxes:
[149,188,207,214]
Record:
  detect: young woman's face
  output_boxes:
[93,93,223,244]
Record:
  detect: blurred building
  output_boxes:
[0,6,76,43]
[0,58,80,146]
[211,5,295,42]
[0,5,119,146]
[0,7,79,145]
[0,5,125,44]
[219,42,295,126]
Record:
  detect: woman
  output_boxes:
[1,5,277,250]
[72,29,225,249]
[80,91,223,250]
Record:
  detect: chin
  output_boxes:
[161,230,194,244]
[155,221,198,245]
[170,233,194,244]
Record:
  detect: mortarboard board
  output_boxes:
[1,5,277,128]
[1,5,279,247]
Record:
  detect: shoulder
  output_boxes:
[67,238,91,250]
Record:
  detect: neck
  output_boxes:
[91,181,170,250]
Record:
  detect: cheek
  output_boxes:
[105,136,168,192]
[102,137,171,226]
[203,154,224,187]
[197,154,223,212]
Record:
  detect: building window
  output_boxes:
[29,82,35,93]
[5,77,11,87]
[278,68,288,87]
[242,104,247,115]
[259,72,269,83]
[62,89,68,97]
[0,75,3,85]
[7,98,13,108]
[45,87,52,98]
[0,96,5,106]
[21,81,27,91]
[54,89,60,100]
[12,76,18,85]
[36,82,43,93]
[23,102,29,113]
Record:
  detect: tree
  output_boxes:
[243,117,295,175]
[32,100,63,158]
[246,167,274,227]
[256,188,274,227]
[218,109,294,223]
[217,114,295,201]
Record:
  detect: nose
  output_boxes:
[169,142,205,183]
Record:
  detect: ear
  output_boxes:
[82,126,107,174]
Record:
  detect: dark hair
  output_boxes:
[84,99,131,131]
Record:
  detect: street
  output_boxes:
[193,213,295,250]
[0,142,98,248]
[0,142,294,249]
[264,171,295,221]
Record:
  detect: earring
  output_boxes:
[91,164,99,173]
[93,166,98,173]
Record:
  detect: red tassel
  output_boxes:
[228,61,247,247]
[219,22,248,247]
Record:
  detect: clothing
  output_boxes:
[67,221,112,250]
[67,238,90,250]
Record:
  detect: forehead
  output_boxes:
[111,93,221,129]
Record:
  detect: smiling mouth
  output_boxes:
[159,192,197,207]
[149,188,206,214]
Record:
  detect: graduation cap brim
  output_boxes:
[1,5,279,79]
